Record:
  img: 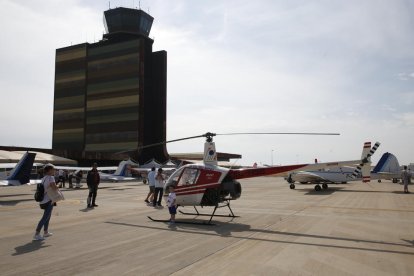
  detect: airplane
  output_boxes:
[99,159,140,182]
[0,152,36,186]
[144,132,377,224]
[57,159,141,183]
[131,165,177,184]
[286,151,399,188]
[371,152,401,183]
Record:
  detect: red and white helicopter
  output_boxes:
[145,132,379,224]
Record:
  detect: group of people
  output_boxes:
[35,163,410,239]
[144,167,177,223]
[34,163,177,240]
[33,163,101,241]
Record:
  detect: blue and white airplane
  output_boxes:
[56,159,140,183]
[287,151,400,189]
[0,152,36,186]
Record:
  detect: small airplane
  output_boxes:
[371,152,401,183]
[144,132,376,224]
[57,159,141,183]
[286,150,400,188]
[0,152,36,186]
[99,159,140,182]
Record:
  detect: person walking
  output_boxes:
[153,168,165,207]
[33,164,58,241]
[87,163,100,208]
[144,167,156,204]
[401,165,411,193]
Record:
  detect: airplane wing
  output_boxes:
[99,173,137,182]
[0,163,18,169]
[54,165,118,171]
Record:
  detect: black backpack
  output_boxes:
[34,180,45,202]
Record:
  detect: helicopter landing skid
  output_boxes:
[147,216,215,225]
[179,201,239,224]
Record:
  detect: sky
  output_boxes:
[0,0,413,166]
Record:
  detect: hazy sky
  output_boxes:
[1,0,413,166]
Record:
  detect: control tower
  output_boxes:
[53,7,168,165]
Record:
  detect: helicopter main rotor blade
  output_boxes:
[115,131,339,155]
[139,134,210,150]
[216,132,340,136]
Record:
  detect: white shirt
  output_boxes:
[154,173,165,188]
[148,171,156,186]
[40,175,55,204]
[166,192,176,207]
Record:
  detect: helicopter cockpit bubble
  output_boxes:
[164,167,182,189]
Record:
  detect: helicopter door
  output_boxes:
[177,168,200,186]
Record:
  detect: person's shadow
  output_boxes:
[13,241,50,256]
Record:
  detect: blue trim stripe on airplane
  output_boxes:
[117,163,127,176]
[372,152,390,173]
[8,153,29,179]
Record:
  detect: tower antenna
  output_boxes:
[109,1,110,9]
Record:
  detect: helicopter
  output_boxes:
[140,132,378,224]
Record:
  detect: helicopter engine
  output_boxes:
[200,180,242,206]
[221,180,242,200]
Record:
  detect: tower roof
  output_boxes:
[103,7,154,38]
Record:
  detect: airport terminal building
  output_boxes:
[52,7,168,165]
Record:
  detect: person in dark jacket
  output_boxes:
[86,163,100,208]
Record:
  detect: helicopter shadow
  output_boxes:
[105,220,414,256]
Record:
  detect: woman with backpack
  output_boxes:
[33,164,58,241]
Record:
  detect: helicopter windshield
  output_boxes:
[165,168,182,188]
[178,168,200,186]
[165,166,201,190]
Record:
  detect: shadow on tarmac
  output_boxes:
[0,194,31,198]
[13,241,51,256]
[79,207,94,212]
[0,198,34,206]
[105,220,414,256]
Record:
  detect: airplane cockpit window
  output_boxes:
[178,168,200,186]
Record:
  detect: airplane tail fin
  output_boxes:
[7,152,36,184]
[372,152,400,173]
[113,159,139,176]
[351,142,381,182]
[203,141,218,166]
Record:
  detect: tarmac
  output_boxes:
[0,177,413,276]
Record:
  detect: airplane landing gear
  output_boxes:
[314,185,322,191]
[322,183,328,190]
[289,184,295,189]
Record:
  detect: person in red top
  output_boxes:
[86,163,100,208]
